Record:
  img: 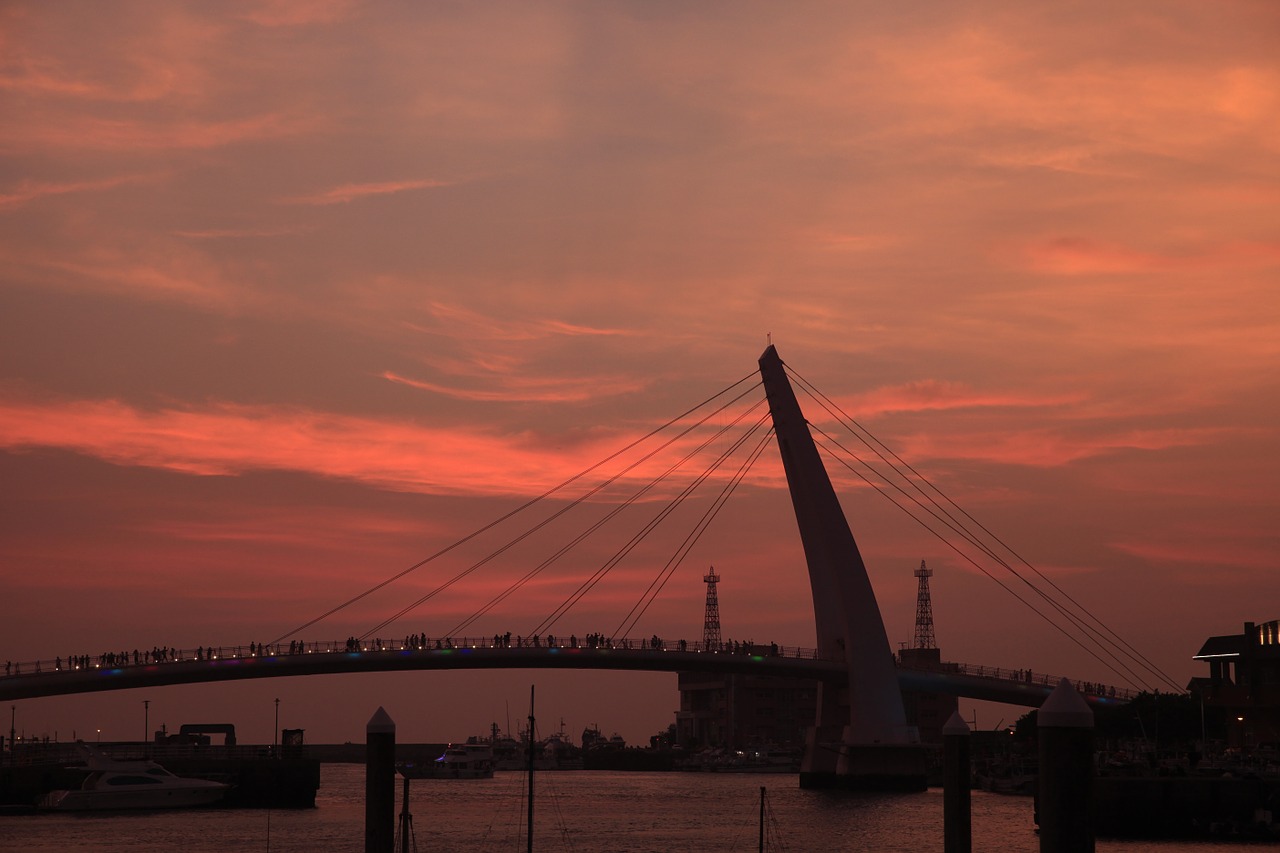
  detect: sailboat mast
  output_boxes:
[400,776,411,853]
[527,685,535,853]
[759,786,765,853]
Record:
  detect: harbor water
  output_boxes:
[2,764,1271,852]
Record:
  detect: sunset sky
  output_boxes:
[3,1,1278,748]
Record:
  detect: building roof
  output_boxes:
[1194,635,1243,659]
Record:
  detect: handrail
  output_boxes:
[894,656,1141,701]
[0,636,828,681]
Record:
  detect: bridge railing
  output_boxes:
[1,636,830,681]
[894,656,1140,702]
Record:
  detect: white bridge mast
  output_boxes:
[758,345,925,790]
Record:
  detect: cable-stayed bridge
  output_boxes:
[0,346,1179,788]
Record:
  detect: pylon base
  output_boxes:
[799,744,929,792]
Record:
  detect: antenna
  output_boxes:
[702,566,722,648]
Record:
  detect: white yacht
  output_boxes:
[40,745,229,811]
[397,742,495,779]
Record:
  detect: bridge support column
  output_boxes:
[761,345,926,792]
[799,682,846,779]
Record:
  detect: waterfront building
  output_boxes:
[1189,619,1280,749]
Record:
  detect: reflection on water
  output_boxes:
[0,764,1269,852]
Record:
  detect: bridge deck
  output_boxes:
[0,638,1136,708]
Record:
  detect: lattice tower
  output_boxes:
[912,560,937,650]
[702,567,722,647]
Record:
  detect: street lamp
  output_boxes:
[96,728,101,743]
[143,700,150,748]
[274,698,280,755]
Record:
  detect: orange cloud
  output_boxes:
[1019,237,1280,275]
[0,396,723,497]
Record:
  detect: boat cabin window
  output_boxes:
[105,775,164,785]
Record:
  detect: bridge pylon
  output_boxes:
[759,345,926,791]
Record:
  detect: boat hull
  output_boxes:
[41,782,228,811]
[397,765,494,780]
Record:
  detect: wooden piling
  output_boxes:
[365,707,396,853]
[1037,679,1094,853]
[943,710,971,853]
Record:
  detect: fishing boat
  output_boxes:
[397,742,495,779]
[40,744,229,811]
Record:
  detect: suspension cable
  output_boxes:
[792,367,1181,691]
[447,397,768,638]
[358,381,763,641]
[810,427,1157,692]
[270,370,758,645]
[531,408,771,637]
[790,366,1182,692]
[614,425,774,640]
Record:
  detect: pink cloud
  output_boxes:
[237,0,359,28]
[173,227,308,239]
[13,112,312,151]
[283,178,452,206]
[417,302,635,343]
[837,380,1084,417]
[136,507,441,550]
[0,173,158,210]
[897,425,1240,468]
[1110,538,1276,574]
[382,370,649,403]
[3,243,255,310]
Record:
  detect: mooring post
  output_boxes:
[943,710,971,853]
[365,706,396,853]
[1037,678,1094,853]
